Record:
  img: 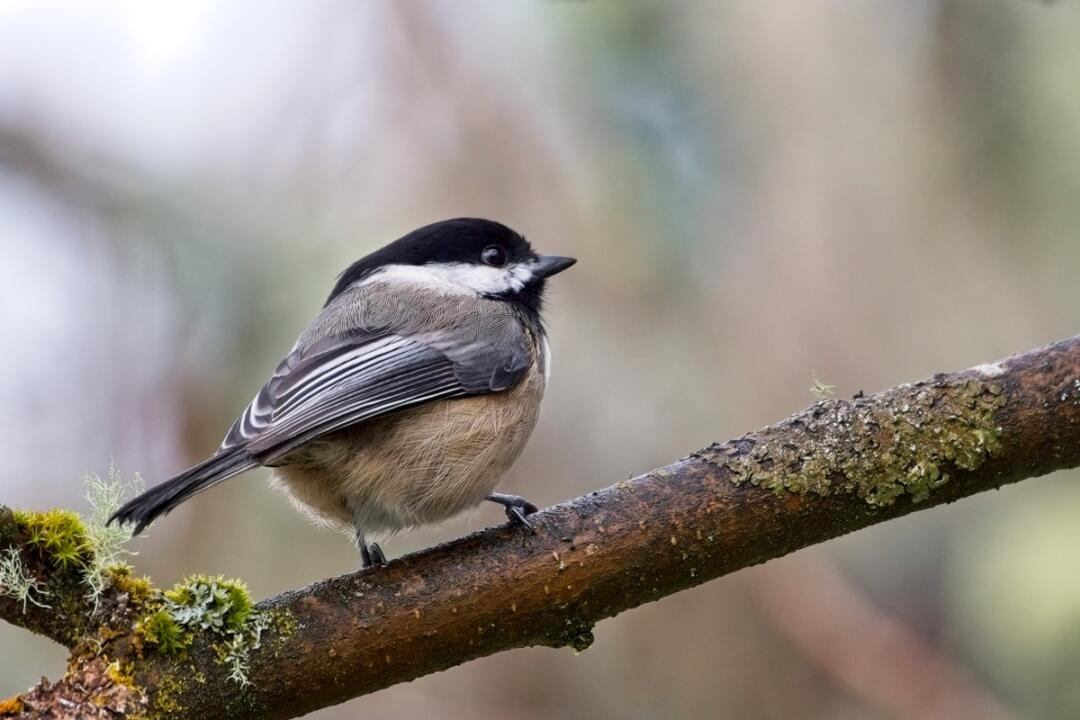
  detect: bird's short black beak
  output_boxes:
[532,255,577,279]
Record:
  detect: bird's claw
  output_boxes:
[487,493,540,534]
[360,542,387,569]
[505,504,538,534]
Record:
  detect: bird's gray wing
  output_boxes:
[220,323,531,461]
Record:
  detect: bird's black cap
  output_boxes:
[327,218,542,306]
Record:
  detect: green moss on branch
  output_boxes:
[13,509,93,570]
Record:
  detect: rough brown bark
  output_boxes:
[3,335,1080,719]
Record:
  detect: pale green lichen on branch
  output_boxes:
[82,467,145,603]
[0,546,51,611]
[700,375,1006,507]
[6,506,100,641]
[140,573,270,686]
[1,469,286,718]
[163,576,254,632]
[6,465,143,612]
[0,467,148,654]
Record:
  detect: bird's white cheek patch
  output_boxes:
[363,262,534,296]
[425,262,532,295]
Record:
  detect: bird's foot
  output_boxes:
[487,493,539,534]
[360,542,387,569]
[357,532,388,569]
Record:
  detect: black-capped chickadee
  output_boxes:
[111,218,576,567]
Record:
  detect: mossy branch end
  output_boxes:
[697,373,1006,507]
[4,334,1080,719]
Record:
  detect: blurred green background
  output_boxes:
[2,1,1079,718]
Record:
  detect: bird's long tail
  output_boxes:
[109,448,258,535]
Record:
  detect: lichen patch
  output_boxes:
[697,375,1006,507]
[973,362,1006,377]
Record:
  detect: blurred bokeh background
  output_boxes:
[2,0,1079,717]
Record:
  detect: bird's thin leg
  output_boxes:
[356,529,371,568]
[356,529,387,569]
[487,493,539,534]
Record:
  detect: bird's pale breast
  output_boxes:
[270,343,545,536]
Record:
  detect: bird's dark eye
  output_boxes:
[481,246,508,268]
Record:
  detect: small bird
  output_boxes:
[110,218,575,567]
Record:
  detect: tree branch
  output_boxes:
[4,335,1080,719]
